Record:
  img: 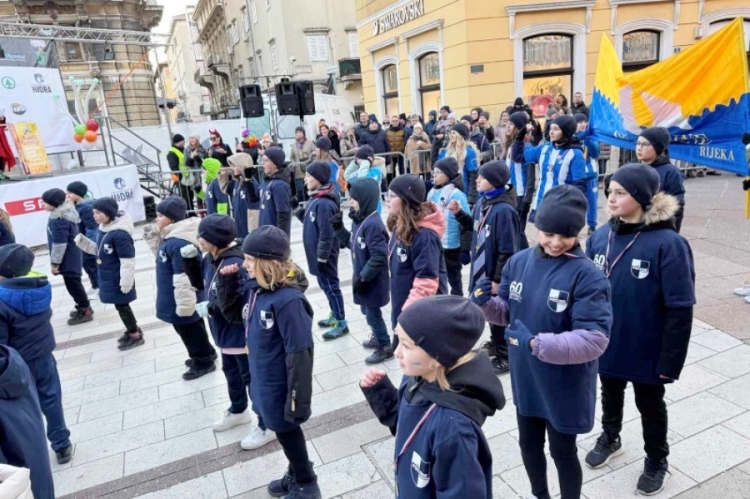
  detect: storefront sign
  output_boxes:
[9,121,50,175]
[372,0,425,36]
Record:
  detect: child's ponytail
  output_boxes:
[434,352,476,391]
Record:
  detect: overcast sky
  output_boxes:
[152,0,191,64]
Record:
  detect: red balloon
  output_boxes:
[84,130,98,142]
[73,134,84,143]
[86,119,99,132]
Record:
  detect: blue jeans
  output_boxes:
[26,354,70,451]
[222,352,266,430]
[586,177,599,229]
[317,274,345,322]
[361,305,390,346]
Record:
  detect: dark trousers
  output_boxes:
[115,303,139,333]
[221,352,266,430]
[295,178,308,202]
[316,274,345,322]
[444,248,463,297]
[26,354,70,451]
[517,412,581,499]
[277,426,316,486]
[600,375,669,461]
[63,274,90,308]
[172,320,216,369]
[82,253,99,289]
[361,305,389,346]
[517,199,531,234]
[489,323,509,360]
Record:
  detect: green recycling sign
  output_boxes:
[1,76,15,90]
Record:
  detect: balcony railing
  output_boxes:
[338,58,361,80]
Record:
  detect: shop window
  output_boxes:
[382,64,399,118]
[522,34,573,118]
[418,52,441,118]
[622,30,660,72]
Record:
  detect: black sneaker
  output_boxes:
[182,363,216,381]
[317,313,334,328]
[491,357,510,375]
[67,307,94,326]
[268,467,295,497]
[637,458,669,495]
[362,335,379,349]
[55,445,73,465]
[185,351,219,368]
[365,345,394,365]
[585,433,623,469]
[116,331,130,344]
[118,330,145,351]
[286,480,321,499]
[479,341,499,359]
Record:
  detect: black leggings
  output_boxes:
[172,321,216,369]
[276,426,316,486]
[115,304,139,333]
[63,275,90,308]
[444,248,463,297]
[517,412,582,499]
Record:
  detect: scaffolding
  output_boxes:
[0,21,169,47]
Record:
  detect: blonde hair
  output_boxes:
[0,208,13,235]
[445,134,479,172]
[252,257,299,290]
[434,352,476,391]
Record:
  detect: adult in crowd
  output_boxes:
[341,125,359,158]
[236,129,261,164]
[317,124,341,157]
[478,111,496,145]
[386,115,406,180]
[167,134,197,213]
[424,110,438,137]
[289,126,316,201]
[207,129,232,166]
[185,133,206,169]
[571,92,590,118]
[404,122,431,176]
[359,115,391,175]
[354,112,370,142]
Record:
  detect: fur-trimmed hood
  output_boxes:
[162,217,201,246]
[608,192,680,233]
[99,211,134,235]
[48,202,80,224]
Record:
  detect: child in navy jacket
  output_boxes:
[292,161,347,340]
[450,161,523,375]
[504,112,537,232]
[182,215,276,451]
[257,147,292,236]
[361,296,505,499]
[584,163,695,495]
[0,244,73,466]
[215,226,319,499]
[574,114,601,234]
[475,185,612,499]
[74,198,143,351]
[142,196,217,381]
[386,175,447,349]
[332,178,391,364]
[42,189,93,326]
[223,153,260,239]
[66,181,99,293]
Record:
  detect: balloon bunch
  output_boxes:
[60,76,104,150]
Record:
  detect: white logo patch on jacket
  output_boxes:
[593,254,605,271]
[309,210,316,223]
[410,451,431,488]
[547,289,570,313]
[397,247,408,263]
[357,236,366,249]
[158,250,168,263]
[631,259,650,279]
[510,281,523,302]
[103,244,114,255]
[260,310,274,329]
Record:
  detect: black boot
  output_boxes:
[365,344,394,365]
[67,306,94,326]
[118,329,145,351]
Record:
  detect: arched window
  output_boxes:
[382,65,399,118]
[622,30,660,72]
[418,52,441,118]
[522,34,573,118]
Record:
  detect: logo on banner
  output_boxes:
[547,289,570,313]
[114,178,126,190]
[631,259,650,279]
[4,197,45,216]
[1,77,15,90]
[31,79,52,94]
[11,103,27,115]
[110,177,133,202]
[34,74,44,83]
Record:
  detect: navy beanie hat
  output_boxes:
[172,133,185,145]
[66,181,88,198]
[264,146,286,169]
[479,161,511,189]
[42,188,66,208]
[551,115,578,140]
[398,295,486,367]
[460,115,474,125]
[368,114,378,123]
[451,123,470,140]
[199,214,237,248]
[242,225,290,261]
[433,157,459,180]
[315,136,332,152]
[0,244,34,279]
[429,110,437,118]
[156,195,188,222]
[640,127,671,155]
[92,197,119,221]
[574,113,588,124]
[509,111,528,130]
[307,161,331,185]
[356,145,374,160]
[535,185,588,237]
[389,174,426,210]
[611,162,661,209]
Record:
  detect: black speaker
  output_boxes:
[240,84,264,117]
[276,81,300,116]
[296,81,315,115]
[143,196,156,222]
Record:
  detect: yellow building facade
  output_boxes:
[356,0,750,122]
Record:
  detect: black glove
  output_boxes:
[516,124,528,140]
[353,278,370,295]
[331,211,344,231]
[290,196,300,212]
[743,179,750,191]
[194,185,202,194]
[316,259,327,274]
[243,166,257,179]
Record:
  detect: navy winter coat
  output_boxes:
[200,246,247,349]
[226,177,260,239]
[75,211,137,305]
[206,178,229,216]
[0,273,54,362]
[0,219,14,247]
[0,345,55,499]
[74,200,99,240]
[299,186,340,277]
[258,171,292,236]
[47,203,82,276]
[359,125,391,157]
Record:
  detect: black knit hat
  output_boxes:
[535,185,588,237]
[451,123,469,140]
[611,162,661,209]
[307,161,331,186]
[478,161,511,189]
[0,244,34,279]
[199,214,237,248]
[315,136,332,152]
[356,145,374,160]
[509,111,528,130]
[574,113,588,123]
[242,225,290,261]
[640,127,671,155]
[156,195,187,222]
[172,133,185,145]
[264,146,286,169]
[42,188,66,208]
[514,97,524,107]
[551,115,577,140]
[389,174,426,209]
[460,115,474,125]
[368,113,378,123]
[433,157,459,180]
[92,197,119,221]
[429,110,437,117]
[398,295,486,367]
[66,181,88,198]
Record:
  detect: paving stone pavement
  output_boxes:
[38,175,750,498]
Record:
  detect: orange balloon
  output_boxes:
[74,134,84,143]
[83,130,98,142]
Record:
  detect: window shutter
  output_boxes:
[348,33,359,58]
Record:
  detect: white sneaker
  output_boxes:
[734,286,750,296]
[87,287,99,296]
[240,426,277,450]
[744,295,750,305]
[212,409,252,432]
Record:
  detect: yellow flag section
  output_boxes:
[590,17,750,175]
[9,122,52,175]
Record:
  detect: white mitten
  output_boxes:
[180,245,198,259]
